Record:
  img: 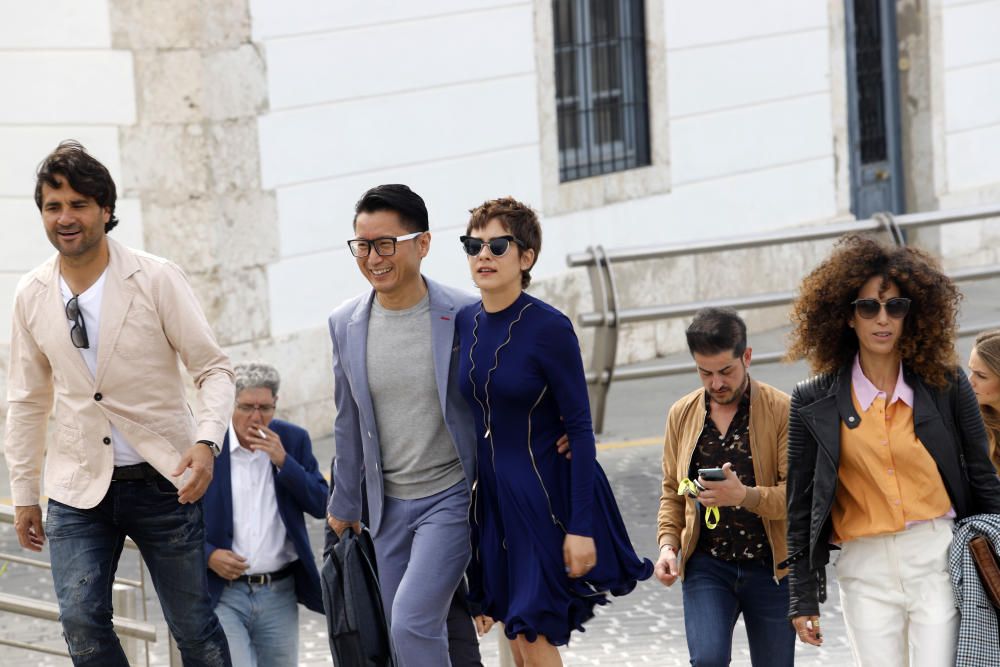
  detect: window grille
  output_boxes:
[852,0,888,164]
[554,0,651,182]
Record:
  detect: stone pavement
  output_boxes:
[2,276,997,665]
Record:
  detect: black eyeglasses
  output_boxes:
[851,297,912,320]
[65,295,89,349]
[347,231,423,258]
[459,235,526,257]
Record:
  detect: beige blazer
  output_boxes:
[657,378,790,580]
[5,237,234,509]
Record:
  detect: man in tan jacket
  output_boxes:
[5,141,234,666]
[655,307,793,666]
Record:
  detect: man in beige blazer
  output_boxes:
[5,141,235,666]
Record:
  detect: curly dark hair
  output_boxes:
[787,234,960,388]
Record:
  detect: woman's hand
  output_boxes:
[564,533,597,578]
[792,615,823,646]
[474,615,495,636]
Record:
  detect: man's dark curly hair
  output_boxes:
[787,234,961,388]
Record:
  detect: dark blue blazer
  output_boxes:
[203,419,329,613]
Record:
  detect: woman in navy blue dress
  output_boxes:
[456,197,652,665]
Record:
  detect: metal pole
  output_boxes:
[113,583,142,666]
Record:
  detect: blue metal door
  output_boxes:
[845,0,905,218]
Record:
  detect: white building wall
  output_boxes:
[937,0,1000,260]
[251,0,844,338]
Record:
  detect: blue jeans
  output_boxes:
[46,479,231,666]
[682,552,794,667]
[214,574,298,667]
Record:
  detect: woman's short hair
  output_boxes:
[787,234,961,388]
[466,197,541,289]
[234,361,281,397]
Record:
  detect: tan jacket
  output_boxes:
[657,378,790,579]
[4,237,234,509]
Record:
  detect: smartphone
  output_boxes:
[698,467,726,481]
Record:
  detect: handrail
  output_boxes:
[0,504,139,551]
[0,592,157,641]
[567,204,1000,432]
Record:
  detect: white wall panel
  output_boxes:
[276,146,543,257]
[941,1,1000,68]
[664,0,826,50]
[0,0,111,49]
[670,94,832,184]
[944,63,1000,132]
[667,31,829,117]
[250,0,525,40]
[533,158,838,278]
[947,125,1000,190]
[0,52,135,124]
[0,127,122,197]
[266,5,534,110]
[258,75,539,188]
[268,249,370,336]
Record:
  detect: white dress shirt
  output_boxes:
[60,272,145,467]
[228,422,297,574]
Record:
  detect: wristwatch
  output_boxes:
[197,439,222,457]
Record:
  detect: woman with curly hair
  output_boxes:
[969,329,1000,471]
[782,235,1000,667]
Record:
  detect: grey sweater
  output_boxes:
[366,294,465,499]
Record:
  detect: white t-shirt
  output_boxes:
[227,422,297,574]
[60,271,146,467]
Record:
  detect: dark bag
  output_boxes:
[321,527,396,666]
[969,535,1000,609]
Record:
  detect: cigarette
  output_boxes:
[257,428,267,439]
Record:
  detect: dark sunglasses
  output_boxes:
[851,297,911,319]
[459,235,526,257]
[65,295,90,349]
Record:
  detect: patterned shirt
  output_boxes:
[689,387,772,566]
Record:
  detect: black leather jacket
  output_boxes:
[783,364,1000,618]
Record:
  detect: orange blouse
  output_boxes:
[831,391,952,543]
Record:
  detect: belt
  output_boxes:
[234,565,294,586]
[111,462,162,482]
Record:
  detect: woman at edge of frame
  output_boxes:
[455,197,653,667]
[782,234,1000,667]
[969,329,1000,472]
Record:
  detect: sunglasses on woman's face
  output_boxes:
[851,297,912,319]
[459,235,526,257]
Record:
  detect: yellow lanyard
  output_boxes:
[677,478,720,530]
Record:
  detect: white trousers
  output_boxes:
[836,518,958,667]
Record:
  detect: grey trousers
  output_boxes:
[375,482,472,667]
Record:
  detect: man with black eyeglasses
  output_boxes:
[202,361,328,667]
[5,141,235,666]
[325,184,485,666]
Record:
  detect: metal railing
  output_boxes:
[567,204,1000,432]
[0,503,157,663]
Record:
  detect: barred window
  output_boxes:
[553,0,650,182]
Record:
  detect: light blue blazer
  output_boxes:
[326,277,478,537]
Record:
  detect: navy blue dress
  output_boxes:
[457,292,652,646]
